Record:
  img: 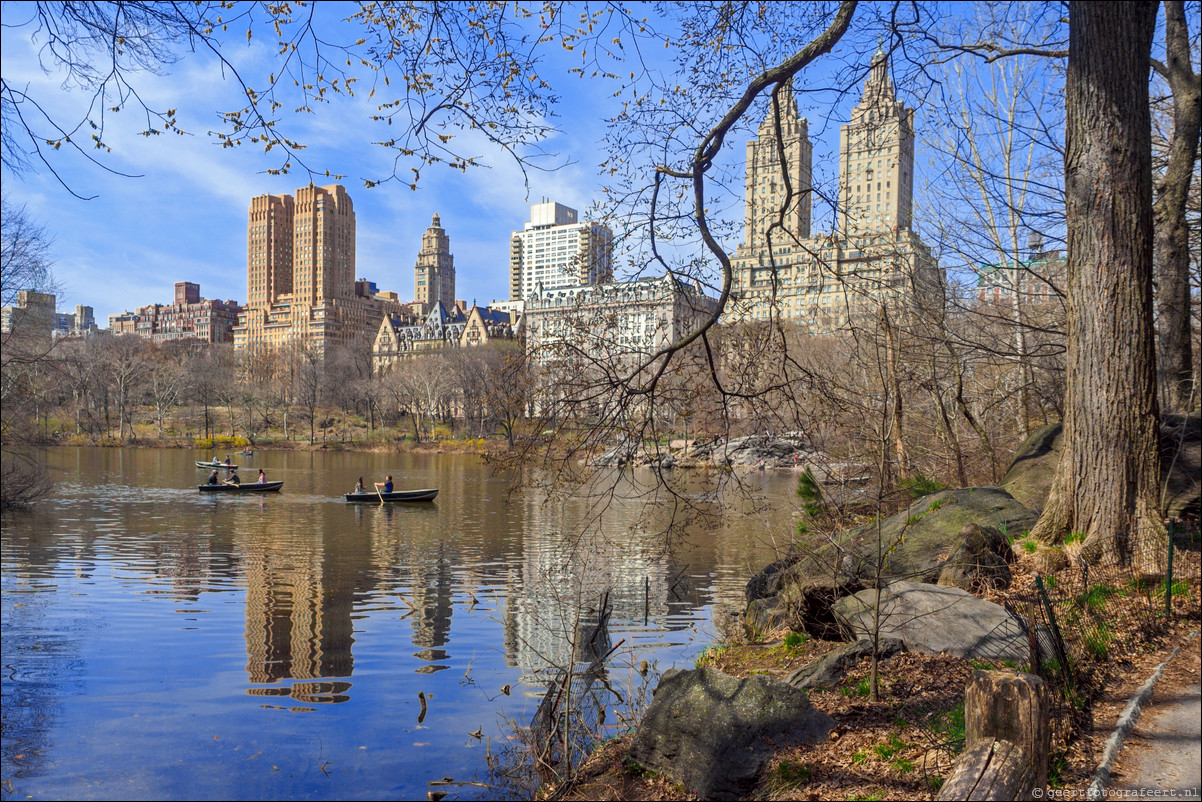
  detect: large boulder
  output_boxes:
[628,667,834,800]
[1001,414,1200,519]
[744,488,1031,638]
[837,488,1035,584]
[936,523,1013,592]
[832,581,1030,665]
[784,637,905,690]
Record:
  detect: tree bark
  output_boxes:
[1030,2,1166,572]
[1153,0,1201,413]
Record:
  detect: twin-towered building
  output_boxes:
[729,49,937,328]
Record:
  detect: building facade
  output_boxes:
[372,302,517,374]
[508,201,614,306]
[233,184,405,355]
[106,282,240,343]
[413,214,457,314]
[3,292,97,340]
[729,49,937,331]
[523,274,717,368]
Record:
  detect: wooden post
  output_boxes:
[967,670,1049,790]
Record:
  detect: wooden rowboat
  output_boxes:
[197,461,238,470]
[344,488,439,503]
[199,481,283,493]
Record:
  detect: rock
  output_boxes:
[1000,414,1200,519]
[840,488,1036,584]
[743,595,789,640]
[1031,546,1069,575]
[1160,413,1201,520]
[775,552,864,639]
[832,581,1030,665]
[1000,424,1063,513]
[744,489,1031,639]
[936,524,1013,592]
[628,667,834,800]
[688,434,819,468]
[784,637,905,690]
[745,556,801,602]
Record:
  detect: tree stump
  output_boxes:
[937,739,1036,801]
[964,669,1050,793]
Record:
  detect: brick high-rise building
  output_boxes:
[742,81,813,251]
[837,48,915,236]
[234,184,401,354]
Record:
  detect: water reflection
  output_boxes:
[2,447,794,800]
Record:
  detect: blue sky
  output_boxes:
[3,4,639,322]
[2,2,1073,324]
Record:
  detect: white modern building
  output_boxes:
[508,201,614,306]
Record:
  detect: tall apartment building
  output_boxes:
[743,81,813,251]
[1,290,56,339]
[838,50,915,236]
[233,184,402,354]
[413,213,456,314]
[508,201,614,307]
[729,49,936,330]
[523,275,717,368]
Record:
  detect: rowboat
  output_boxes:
[344,488,439,503]
[199,481,283,493]
[197,461,238,469]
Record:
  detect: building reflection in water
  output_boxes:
[238,505,368,704]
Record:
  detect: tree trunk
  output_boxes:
[881,304,911,485]
[1031,1,1166,573]
[1154,0,1200,413]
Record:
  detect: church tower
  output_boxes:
[414,213,456,314]
[837,47,915,236]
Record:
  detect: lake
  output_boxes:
[1,446,798,800]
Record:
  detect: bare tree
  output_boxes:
[1151,0,1201,412]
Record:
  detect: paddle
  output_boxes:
[375,482,384,506]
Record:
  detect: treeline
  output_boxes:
[0,333,527,449]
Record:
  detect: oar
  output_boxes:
[376,483,384,506]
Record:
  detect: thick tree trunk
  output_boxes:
[1031,2,1166,573]
[1154,1,1201,413]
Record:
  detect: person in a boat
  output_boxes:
[353,476,365,494]
[207,469,220,485]
[225,470,242,486]
[374,475,393,494]
[225,456,233,466]
[256,469,267,484]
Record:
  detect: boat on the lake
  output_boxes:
[344,488,439,503]
[199,481,283,493]
[197,461,238,469]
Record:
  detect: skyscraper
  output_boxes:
[413,213,456,314]
[508,201,613,306]
[729,49,936,329]
[235,184,397,354]
[837,48,915,236]
[742,82,813,251]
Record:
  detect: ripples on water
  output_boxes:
[1,447,795,800]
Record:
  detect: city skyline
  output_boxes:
[0,6,913,328]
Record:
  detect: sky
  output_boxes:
[0,2,1072,326]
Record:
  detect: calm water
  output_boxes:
[1,447,796,800]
